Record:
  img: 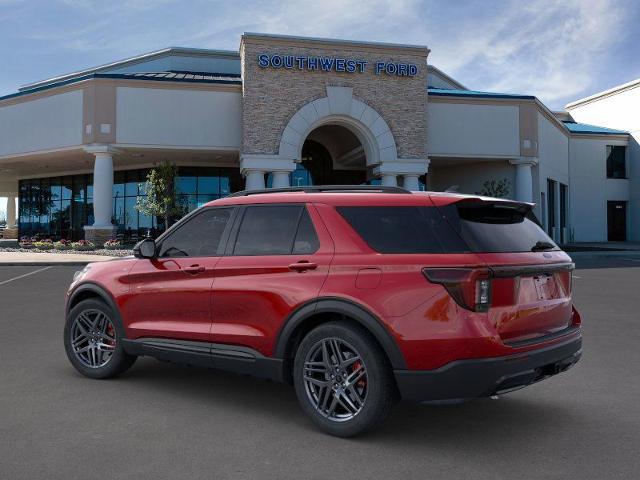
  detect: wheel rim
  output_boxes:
[70,309,117,369]
[303,338,368,422]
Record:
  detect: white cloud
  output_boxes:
[2,0,634,109]
[426,0,628,107]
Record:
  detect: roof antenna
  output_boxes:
[444,185,459,193]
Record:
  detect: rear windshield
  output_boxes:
[442,201,559,253]
[336,206,468,253]
[337,202,558,254]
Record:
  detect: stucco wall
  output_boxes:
[115,87,242,148]
[0,90,83,156]
[240,36,428,159]
[569,137,629,241]
[568,86,639,241]
[427,102,520,157]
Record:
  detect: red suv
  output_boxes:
[64,186,582,436]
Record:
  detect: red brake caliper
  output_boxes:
[352,360,366,388]
[106,324,116,347]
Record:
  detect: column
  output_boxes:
[402,174,421,192]
[374,159,429,191]
[6,195,16,229]
[83,146,117,245]
[240,154,295,191]
[92,152,114,227]
[271,171,290,189]
[510,158,537,203]
[244,170,266,190]
[380,174,398,187]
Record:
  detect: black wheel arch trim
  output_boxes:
[66,282,123,326]
[274,297,407,369]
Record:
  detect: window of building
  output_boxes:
[158,207,233,257]
[18,166,243,241]
[232,205,316,256]
[560,183,568,231]
[606,145,626,179]
[547,179,556,236]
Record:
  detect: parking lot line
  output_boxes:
[0,266,52,286]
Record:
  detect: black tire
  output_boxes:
[64,299,136,379]
[293,321,397,437]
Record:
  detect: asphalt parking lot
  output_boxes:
[1,256,639,480]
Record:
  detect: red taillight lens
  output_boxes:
[422,268,492,312]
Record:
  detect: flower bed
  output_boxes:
[7,236,133,256]
[54,239,73,251]
[0,246,133,257]
[70,240,96,251]
[33,240,54,250]
[103,239,122,250]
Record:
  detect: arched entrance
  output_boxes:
[295,124,368,186]
[243,86,428,191]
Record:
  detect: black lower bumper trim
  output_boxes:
[394,334,582,402]
[122,338,284,382]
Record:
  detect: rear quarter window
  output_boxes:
[336,206,468,254]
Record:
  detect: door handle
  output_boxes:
[288,261,318,272]
[184,264,206,274]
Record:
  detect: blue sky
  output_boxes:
[0,0,639,109]
[1,0,640,214]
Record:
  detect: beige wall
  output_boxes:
[427,102,520,157]
[569,137,630,241]
[568,85,640,241]
[240,35,428,159]
[0,90,83,157]
[115,86,242,148]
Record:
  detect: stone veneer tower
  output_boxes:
[239,33,431,190]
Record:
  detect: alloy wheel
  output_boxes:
[303,338,368,422]
[70,309,117,369]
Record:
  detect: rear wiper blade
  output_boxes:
[531,241,556,251]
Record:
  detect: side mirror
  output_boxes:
[133,238,156,259]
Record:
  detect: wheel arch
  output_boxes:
[66,282,124,327]
[275,297,407,382]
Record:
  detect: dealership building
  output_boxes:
[0,33,637,244]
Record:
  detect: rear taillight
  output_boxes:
[422,268,492,312]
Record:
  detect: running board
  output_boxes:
[121,338,284,382]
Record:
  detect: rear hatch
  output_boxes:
[437,197,575,345]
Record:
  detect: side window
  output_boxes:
[158,207,232,257]
[293,209,320,254]
[232,205,319,256]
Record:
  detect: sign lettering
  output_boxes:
[257,54,417,77]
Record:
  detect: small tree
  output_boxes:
[136,161,181,231]
[476,178,511,198]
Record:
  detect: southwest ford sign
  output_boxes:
[257,54,418,77]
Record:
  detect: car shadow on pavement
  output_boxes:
[97,356,580,445]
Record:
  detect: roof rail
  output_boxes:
[227,185,411,197]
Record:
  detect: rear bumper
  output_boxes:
[394,333,582,402]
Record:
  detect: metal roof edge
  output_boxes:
[2,72,242,103]
[565,78,640,109]
[427,65,467,90]
[19,47,240,92]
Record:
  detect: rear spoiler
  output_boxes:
[429,192,535,209]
